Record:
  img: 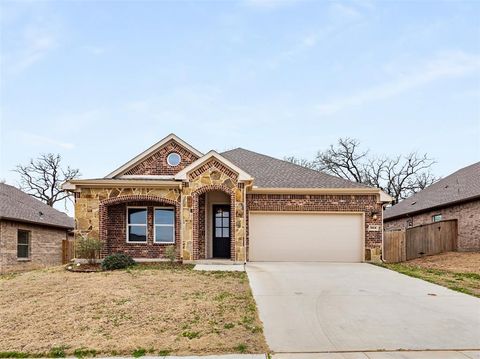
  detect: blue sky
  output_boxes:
[1,0,479,213]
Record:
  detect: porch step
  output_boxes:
[188,259,243,265]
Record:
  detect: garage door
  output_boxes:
[249,212,363,262]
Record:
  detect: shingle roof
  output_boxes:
[221,148,368,189]
[384,162,480,220]
[0,183,74,229]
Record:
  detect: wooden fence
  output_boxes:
[383,219,457,263]
[62,239,75,264]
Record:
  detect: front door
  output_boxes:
[212,204,231,258]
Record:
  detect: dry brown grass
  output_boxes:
[0,264,268,356]
[407,251,480,273]
[380,252,480,298]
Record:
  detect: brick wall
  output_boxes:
[123,140,199,176]
[384,199,480,251]
[0,220,67,274]
[246,193,383,259]
[103,200,181,259]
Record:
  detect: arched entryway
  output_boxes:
[192,185,235,260]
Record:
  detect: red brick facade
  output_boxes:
[99,196,181,260]
[188,159,239,181]
[124,140,199,176]
[246,193,383,259]
[384,199,480,251]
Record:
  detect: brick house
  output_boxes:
[0,183,74,273]
[64,134,391,263]
[384,162,480,251]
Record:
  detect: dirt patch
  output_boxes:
[0,265,268,356]
[407,252,480,273]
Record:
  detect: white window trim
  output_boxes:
[126,206,148,243]
[432,214,442,222]
[17,229,31,260]
[153,206,175,244]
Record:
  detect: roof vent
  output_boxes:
[411,201,416,205]
[38,211,44,217]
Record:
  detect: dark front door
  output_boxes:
[212,204,231,258]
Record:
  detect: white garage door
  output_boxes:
[249,212,363,262]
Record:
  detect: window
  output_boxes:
[17,230,30,259]
[127,207,147,242]
[154,207,175,243]
[167,152,181,167]
[432,214,442,222]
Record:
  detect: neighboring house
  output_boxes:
[64,134,391,263]
[0,183,74,273]
[384,162,480,251]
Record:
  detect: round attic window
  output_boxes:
[167,152,181,167]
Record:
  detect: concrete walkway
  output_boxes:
[246,262,480,353]
[92,350,480,358]
[272,351,480,358]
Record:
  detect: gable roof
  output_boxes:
[0,183,74,229]
[221,148,368,189]
[175,150,254,181]
[105,134,203,178]
[384,162,480,220]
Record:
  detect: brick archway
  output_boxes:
[99,195,180,258]
[192,185,236,260]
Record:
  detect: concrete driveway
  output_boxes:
[246,262,480,353]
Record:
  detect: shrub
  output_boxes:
[102,253,135,271]
[164,245,176,263]
[76,237,102,264]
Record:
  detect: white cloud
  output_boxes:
[2,1,61,76]
[329,3,362,20]
[17,132,75,150]
[316,51,480,115]
[5,25,58,75]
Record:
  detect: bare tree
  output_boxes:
[285,138,437,204]
[14,153,80,207]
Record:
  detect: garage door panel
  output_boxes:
[249,213,363,262]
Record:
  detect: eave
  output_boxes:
[0,216,74,230]
[384,194,480,221]
[62,179,182,191]
[248,187,392,203]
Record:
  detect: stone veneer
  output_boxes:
[74,164,247,261]
[384,199,480,251]
[0,220,68,274]
[246,193,383,260]
[182,159,246,262]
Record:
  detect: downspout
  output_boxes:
[179,182,184,263]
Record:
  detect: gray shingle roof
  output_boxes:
[0,183,74,229]
[384,162,480,220]
[221,148,368,189]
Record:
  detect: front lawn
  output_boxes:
[0,264,268,357]
[379,252,480,298]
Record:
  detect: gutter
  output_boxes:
[63,179,183,191]
[248,187,393,203]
